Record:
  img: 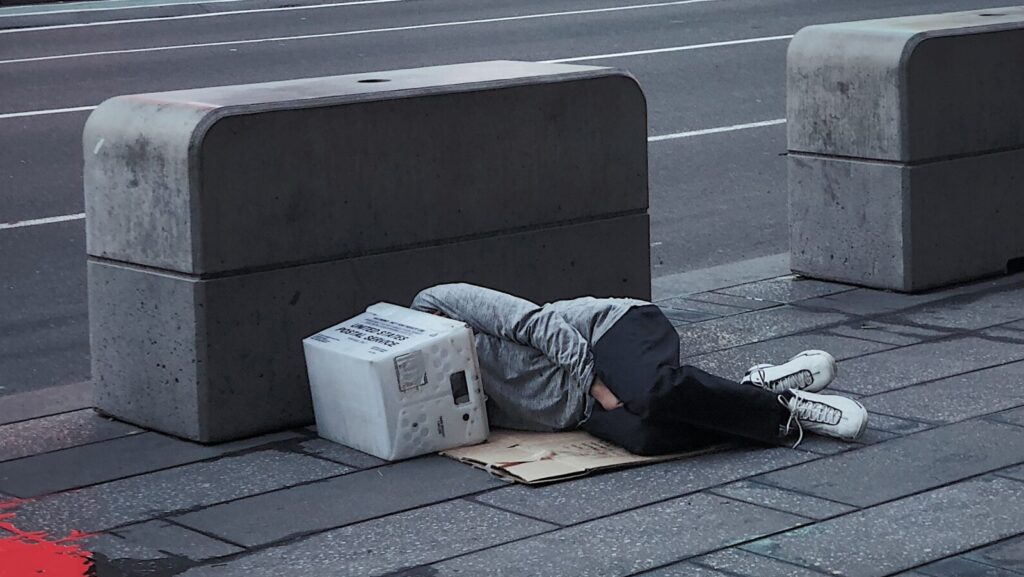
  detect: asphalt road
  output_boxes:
[0,0,998,395]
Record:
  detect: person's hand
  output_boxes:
[590,377,623,411]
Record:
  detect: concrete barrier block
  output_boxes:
[84,61,647,275]
[787,7,1024,162]
[790,150,1024,292]
[91,215,650,442]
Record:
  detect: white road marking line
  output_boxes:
[0,118,788,232]
[648,118,786,141]
[0,30,794,120]
[0,213,85,230]
[546,34,793,63]
[0,0,403,34]
[0,0,721,65]
[1,0,275,18]
[0,106,96,119]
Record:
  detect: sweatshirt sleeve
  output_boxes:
[411,283,596,390]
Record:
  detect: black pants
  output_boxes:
[581,305,788,455]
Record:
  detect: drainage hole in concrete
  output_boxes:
[1007,256,1024,275]
[358,78,390,83]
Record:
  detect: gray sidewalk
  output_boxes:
[3,264,1024,576]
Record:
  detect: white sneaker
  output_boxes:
[779,389,868,445]
[742,350,836,393]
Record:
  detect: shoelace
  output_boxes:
[756,368,813,393]
[778,394,843,448]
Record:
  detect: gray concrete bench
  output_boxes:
[787,8,1024,292]
[85,61,650,442]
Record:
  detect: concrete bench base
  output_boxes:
[790,149,1024,292]
[91,215,648,442]
[85,61,650,442]
[787,8,1024,292]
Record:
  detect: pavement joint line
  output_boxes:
[689,546,836,577]
[8,434,346,500]
[462,495,568,528]
[704,487,821,522]
[834,339,1024,400]
[0,0,724,65]
[0,406,97,429]
[0,0,277,18]
[157,516,252,551]
[0,425,145,466]
[755,435,1024,510]
[0,0,404,34]
[181,483,524,556]
[545,34,793,64]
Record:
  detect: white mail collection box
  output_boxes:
[303,303,489,460]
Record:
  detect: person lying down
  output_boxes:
[412,283,867,455]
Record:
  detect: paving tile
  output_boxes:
[0,409,141,462]
[173,456,503,547]
[0,430,312,498]
[689,290,782,311]
[113,520,243,561]
[683,332,891,383]
[692,548,833,577]
[864,361,1024,424]
[675,306,851,357]
[709,480,856,520]
[798,288,951,316]
[866,412,934,435]
[987,406,1024,428]
[0,381,94,426]
[757,419,1024,507]
[831,336,1024,396]
[743,476,1024,577]
[965,534,1024,573]
[294,438,386,469]
[919,556,1024,577]
[426,493,805,577]
[179,500,553,577]
[827,320,951,346]
[475,446,814,525]
[8,450,347,534]
[717,276,855,304]
[889,284,1024,331]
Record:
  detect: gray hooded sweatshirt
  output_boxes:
[411,283,647,431]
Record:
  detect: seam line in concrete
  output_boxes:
[791,142,1024,167]
[0,0,401,33]
[0,0,722,65]
[86,209,649,279]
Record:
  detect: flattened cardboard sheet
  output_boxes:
[442,429,727,484]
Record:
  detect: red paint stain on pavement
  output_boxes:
[0,500,93,577]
